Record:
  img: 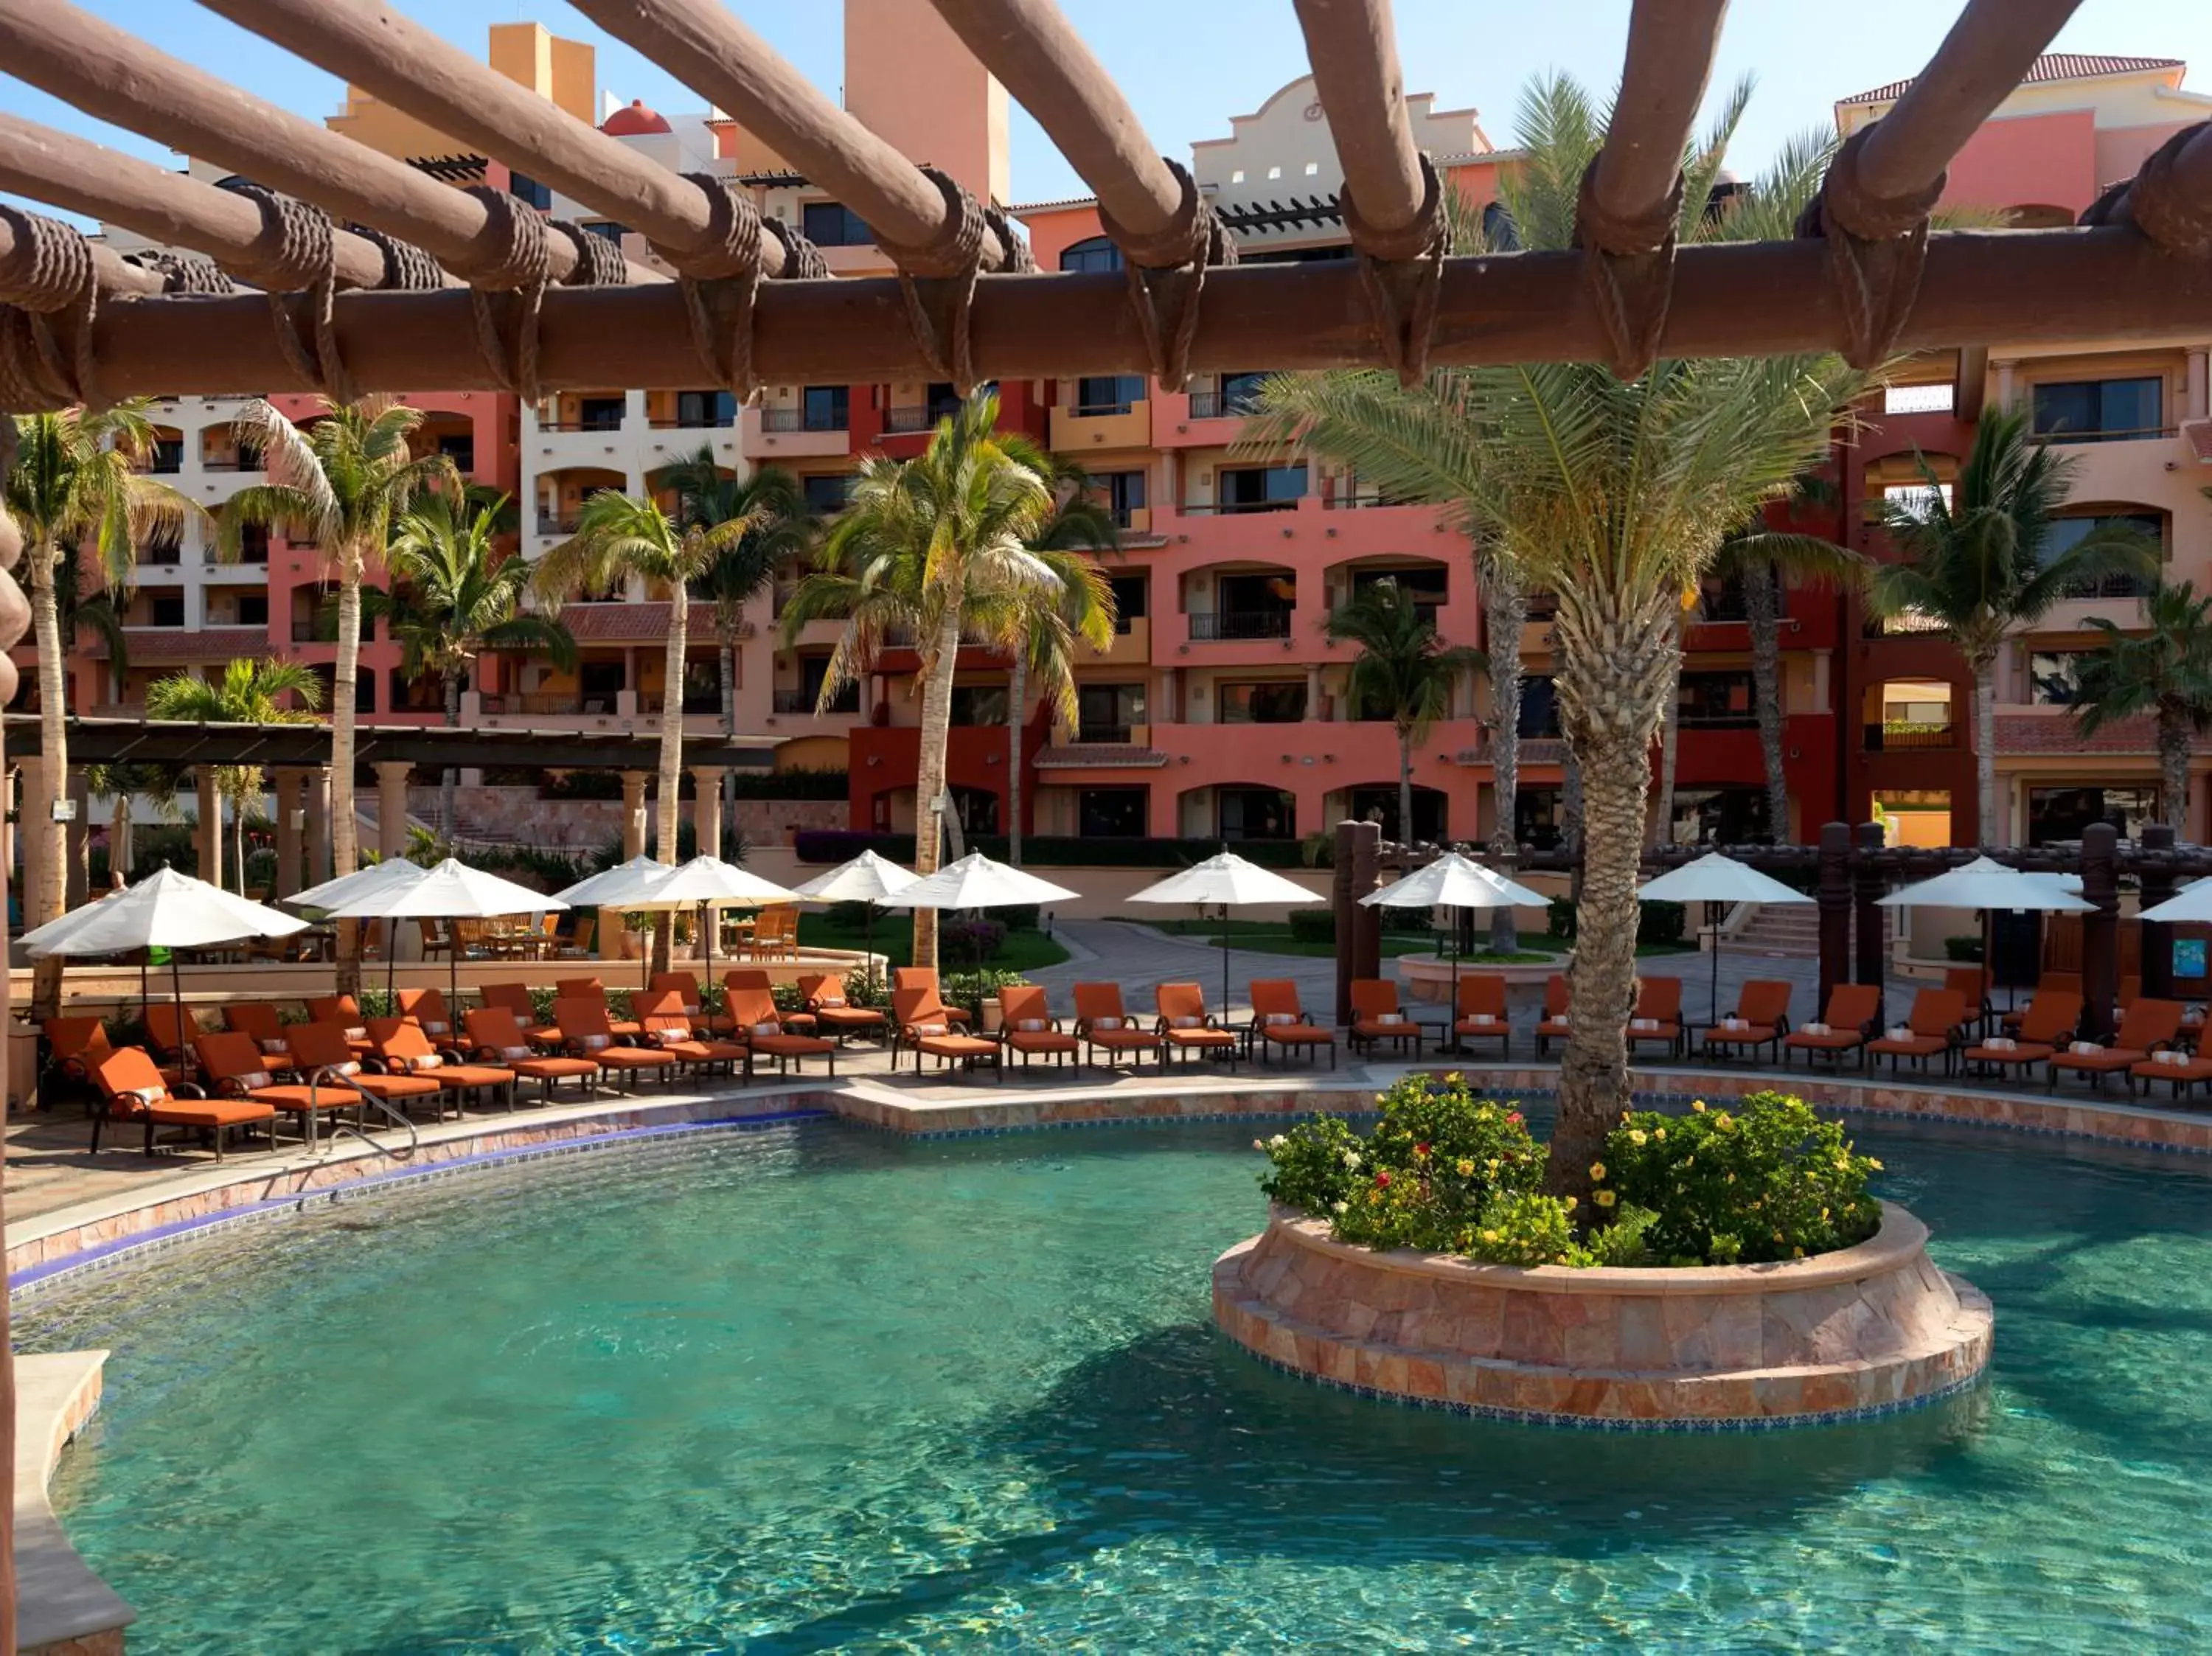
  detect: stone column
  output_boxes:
[604,770,650,961]
[1994,358,2017,410]
[195,767,223,891]
[375,762,411,860]
[1331,821,1357,1027]
[274,769,305,898]
[305,766,333,890]
[2186,348,2208,421]
[1305,664,1324,721]
[691,768,725,860]
[2080,822,2120,1043]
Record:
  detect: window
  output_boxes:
[1677,671,1757,728]
[580,220,630,243]
[1077,682,1146,742]
[674,390,738,428]
[2044,512,2162,596]
[950,784,1000,835]
[1669,786,1770,846]
[1352,567,1447,615]
[949,685,1009,726]
[1059,236,1123,274]
[437,432,476,472]
[237,523,269,564]
[1100,470,1147,529]
[802,474,852,514]
[1218,681,1307,724]
[793,655,860,714]
[150,436,182,474]
[1349,784,1444,844]
[148,594,185,628]
[1884,383,1955,414]
[925,382,962,423]
[1078,787,1147,836]
[1107,574,1147,631]
[2029,652,2086,706]
[1218,785,1295,841]
[1479,201,1517,249]
[801,385,848,431]
[2028,785,2158,846]
[801,201,872,247]
[1220,371,1270,413]
[2031,376,2163,442]
[1074,375,1145,416]
[1516,786,1563,850]
[680,658,720,714]
[1216,465,1307,513]
[507,173,552,211]
[236,594,268,627]
[577,396,626,431]
[1517,675,1560,738]
[579,661,624,713]
[355,669,377,714]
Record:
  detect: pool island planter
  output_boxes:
[1212,1200,1992,1427]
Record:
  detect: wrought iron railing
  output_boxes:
[1189,609,1293,641]
[1865,721,1957,751]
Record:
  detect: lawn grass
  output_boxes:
[796,912,1070,973]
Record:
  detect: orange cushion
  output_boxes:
[1265,1023,1334,1043]
[1006,1029,1078,1051]
[747,1033,833,1057]
[917,1034,998,1057]
[2050,1046,2143,1071]
[1784,1029,1862,1049]
[512,1057,601,1079]
[350,1072,444,1099]
[815,1007,886,1026]
[1704,1024,1778,1044]
[1167,1026,1239,1046]
[1964,1043,2052,1065]
[597,1045,675,1067]
[147,1099,275,1130]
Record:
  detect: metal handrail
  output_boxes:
[302,1064,419,1163]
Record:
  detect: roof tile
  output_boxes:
[1840,53,2183,108]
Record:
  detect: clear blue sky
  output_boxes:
[4,1,2211,223]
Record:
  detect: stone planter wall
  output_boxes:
[1214,1200,1992,1427]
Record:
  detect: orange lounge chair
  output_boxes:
[366,1019,518,1114]
[893,984,1002,1079]
[476,983,562,1046]
[1700,980,1792,1065]
[1627,976,1686,1061]
[1943,967,1993,1037]
[44,1015,114,1095]
[1347,979,1419,1059]
[799,973,888,1043]
[893,967,971,1026]
[724,968,816,1034]
[633,989,751,1079]
[221,1003,300,1071]
[195,1030,365,1142]
[724,984,837,1076]
[1963,990,2081,1079]
[2004,972,2081,1033]
[396,987,459,1040]
[555,978,641,1038]
[142,1001,204,1068]
[1783,984,1883,1071]
[281,1021,446,1115]
[1157,983,1242,1067]
[1534,975,1573,1057]
[1000,984,1080,1071]
[2131,1042,2212,1101]
[2048,998,2185,1094]
[1451,974,1511,1059]
[462,1006,604,1103]
[307,994,375,1057]
[1249,979,1337,1069]
[1866,989,1969,1077]
[92,1046,274,1159]
[1073,983,1160,1071]
[648,972,706,1017]
[552,998,676,1090]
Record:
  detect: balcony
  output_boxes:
[538,417,627,434]
[761,407,847,434]
[480,692,588,716]
[1865,720,1957,751]
[883,404,960,434]
[198,453,262,473]
[1189,609,1293,641]
[141,543,184,568]
[2061,571,2153,600]
[1186,391,1258,420]
[774,686,861,715]
[1178,497,1301,517]
[536,515,581,537]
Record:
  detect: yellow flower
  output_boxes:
[1868,1158,1884,1170]
[1714,1113,1734,1131]
[1692,1100,1707,1113]
[1654,1127,1666,1141]
[1628,1130,1649,1147]
[1565,1195,1579,1209]
[1792,1247,1805,1259]
[1594,1189,1617,1208]
[1456,1158,1476,1177]
[1589,1162,1607,1181]
[1444,1072,1462,1085]
[1481,1229,1499,1244]
[1820,1206,1830,1222]
[1725,1172,1736,1184]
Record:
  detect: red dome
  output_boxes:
[601,99,672,137]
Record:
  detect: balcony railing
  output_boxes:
[2061,573,2153,600]
[536,515,581,537]
[1177,498,1299,516]
[199,454,262,473]
[1071,398,1138,417]
[774,687,861,714]
[481,692,591,716]
[1077,723,1133,745]
[1189,609,1293,641]
[1676,712,1758,728]
[1864,610,1948,638]
[1865,720,1957,751]
[883,404,961,434]
[1187,391,1259,420]
[2037,425,2178,445]
[538,417,627,433]
[761,407,848,433]
[290,620,320,643]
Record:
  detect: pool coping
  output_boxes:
[15,1349,129,1655]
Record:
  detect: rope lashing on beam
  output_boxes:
[1571,159,1683,381]
[2079,122,2212,257]
[1098,157,1233,391]
[1797,124,1946,370]
[0,207,99,413]
[345,223,445,292]
[547,220,629,288]
[215,179,360,403]
[460,186,554,403]
[874,167,1008,395]
[655,173,768,400]
[122,250,235,296]
[1345,152,1454,387]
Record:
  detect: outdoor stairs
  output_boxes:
[1727,902,1893,958]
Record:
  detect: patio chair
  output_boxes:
[1866,989,1970,1077]
[1073,983,1161,1071]
[415,917,451,963]
[282,1020,446,1116]
[1963,991,2081,1080]
[397,987,458,1040]
[2048,998,2185,1094]
[633,989,750,1080]
[892,967,972,1026]
[1627,976,1686,1062]
[1347,979,1419,1059]
[92,1046,274,1159]
[462,1007,603,1104]
[1943,967,1993,1037]
[2130,1042,2212,1102]
[1248,979,1337,1069]
[366,1019,517,1114]
[1783,984,1883,1070]
[195,1030,366,1142]
[43,1015,114,1096]
[1156,983,1242,1067]
[723,967,816,1034]
[998,984,1080,1071]
[1449,973,1511,1059]
[2004,971,2081,1034]
[551,998,676,1090]
[142,1001,204,1068]
[1534,975,1573,1057]
[1700,980,1792,1065]
[555,978,641,1037]
[798,972,888,1043]
[748,906,799,961]
[476,982,563,1046]
[221,1003,299,1071]
[891,984,1002,1079]
[553,914,597,960]
[724,984,838,1077]
[307,995,372,1056]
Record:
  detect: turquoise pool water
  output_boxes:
[20,1110,2212,1652]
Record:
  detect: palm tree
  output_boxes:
[1474,554,1527,952]
[999,459,1118,865]
[1326,578,1485,854]
[380,491,575,841]
[1242,77,1871,1193]
[222,397,459,989]
[1866,410,2160,846]
[83,761,182,889]
[660,450,813,838]
[2068,581,2212,834]
[145,658,324,893]
[4,406,199,936]
[781,392,1066,967]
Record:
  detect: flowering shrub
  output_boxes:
[1255,1115,1363,1216]
[1595,1090,1882,1266]
[1464,1191,1580,1266]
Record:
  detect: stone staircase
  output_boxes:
[1726,902,1892,957]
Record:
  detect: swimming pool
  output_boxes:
[21,1108,2212,1652]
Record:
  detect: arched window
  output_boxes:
[1060,235,1123,274]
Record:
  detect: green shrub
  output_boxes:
[942,967,1028,1017]
[1255,1115,1363,1214]
[1548,896,1576,939]
[996,903,1040,933]
[1944,934,1984,963]
[1379,903,1433,934]
[1464,1191,1581,1266]
[841,968,888,1009]
[1597,1090,1882,1266]
[359,988,397,1020]
[1585,1203,1660,1267]
[1287,908,1335,945]
[1638,900,1686,947]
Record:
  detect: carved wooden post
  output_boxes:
[1853,821,1887,1027]
[2081,821,2120,1042]
[2140,823,2175,1002]
[1817,822,1851,1012]
[0,414,30,1653]
[1332,821,1357,1026]
[1350,821,1382,998]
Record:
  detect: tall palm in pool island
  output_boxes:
[1866,410,2160,846]
[1242,77,1869,1191]
[1324,577,1484,854]
[222,397,460,991]
[2067,580,2212,833]
[780,392,1079,968]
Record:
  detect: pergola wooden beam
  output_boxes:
[0,207,166,300]
[1590,0,1730,237]
[1289,0,1430,250]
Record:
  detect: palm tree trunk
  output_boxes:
[2158,706,2192,834]
[1973,655,1998,847]
[331,561,364,995]
[1562,744,1585,905]
[1006,653,1026,866]
[439,671,462,850]
[231,790,246,896]
[1744,562,1790,842]
[911,610,964,971]
[1480,564,1525,954]
[719,635,738,854]
[1397,726,1415,860]
[1648,623,1681,849]
[112,796,130,888]
[652,596,688,974]
[29,547,67,1019]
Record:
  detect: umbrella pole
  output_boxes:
[703,901,713,1011]
[448,939,458,1015]
[1221,903,1230,1015]
[1710,900,1722,1027]
[1448,905,1461,1057]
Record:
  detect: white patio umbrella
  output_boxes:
[552,853,679,985]
[637,855,797,998]
[333,857,568,1006]
[1638,852,1815,1026]
[287,855,427,914]
[881,852,1079,977]
[2138,881,2212,925]
[788,849,920,991]
[1878,855,2095,1015]
[22,866,309,1031]
[1127,850,1324,1012]
[1363,852,1547,1047]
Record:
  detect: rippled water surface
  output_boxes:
[21,1110,2212,1653]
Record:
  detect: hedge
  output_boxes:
[791,831,1317,870]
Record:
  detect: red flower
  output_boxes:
[1375,1171,1392,1188]
[1413,1142,1431,1158]
[1506,1111,1523,1126]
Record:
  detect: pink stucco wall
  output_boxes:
[1941,111,2098,215]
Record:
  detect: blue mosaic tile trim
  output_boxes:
[1220,1329,1992,1433]
[11,1110,832,1298]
